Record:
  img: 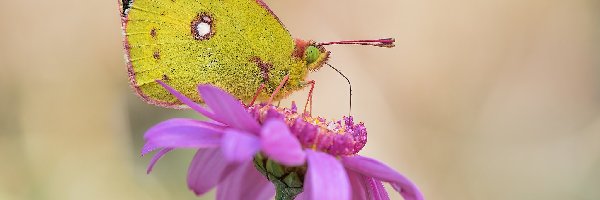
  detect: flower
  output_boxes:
[247,102,424,200]
[143,80,305,199]
[142,80,424,200]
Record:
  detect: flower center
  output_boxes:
[249,103,367,156]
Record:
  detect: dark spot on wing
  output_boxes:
[251,57,273,83]
[150,28,157,38]
[153,50,160,60]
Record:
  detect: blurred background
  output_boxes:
[1,0,599,199]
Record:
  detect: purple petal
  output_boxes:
[156,80,219,120]
[342,156,424,200]
[197,84,261,134]
[347,170,369,200]
[304,150,350,200]
[187,148,236,195]
[260,119,306,166]
[347,169,390,200]
[146,148,173,174]
[216,162,275,200]
[366,178,389,200]
[142,118,223,155]
[295,192,307,200]
[144,118,224,140]
[221,129,261,163]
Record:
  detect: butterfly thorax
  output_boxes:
[252,39,330,103]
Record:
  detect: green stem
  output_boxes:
[271,174,303,200]
[274,184,302,200]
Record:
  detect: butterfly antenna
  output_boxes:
[318,38,395,48]
[326,63,352,115]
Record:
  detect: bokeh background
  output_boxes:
[1,0,599,199]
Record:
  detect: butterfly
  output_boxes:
[119,0,394,108]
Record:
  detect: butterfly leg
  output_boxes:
[267,74,290,105]
[302,80,316,115]
[248,83,267,107]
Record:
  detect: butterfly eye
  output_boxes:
[305,46,320,64]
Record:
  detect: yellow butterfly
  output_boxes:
[119,0,393,108]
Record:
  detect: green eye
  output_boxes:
[305,46,319,64]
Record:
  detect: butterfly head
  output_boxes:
[294,38,395,72]
[294,39,330,72]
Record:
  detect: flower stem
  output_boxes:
[274,183,303,200]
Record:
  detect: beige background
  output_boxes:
[1,0,599,199]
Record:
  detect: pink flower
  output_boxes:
[142,80,424,200]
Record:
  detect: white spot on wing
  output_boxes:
[196,22,211,37]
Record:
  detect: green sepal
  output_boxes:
[266,159,286,178]
[253,154,306,200]
[283,172,303,188]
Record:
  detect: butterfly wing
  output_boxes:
[121,0,301,107]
